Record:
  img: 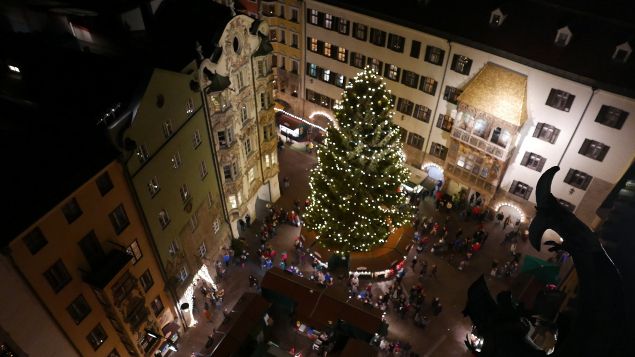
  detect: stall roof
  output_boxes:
[261,269,384,335]
[211,293,271,356]
[261,267,325,318]
[349,226,414,272]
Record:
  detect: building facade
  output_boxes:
[0,255,80,357]
[119,67,232,315]
[198,14,281,236]
[261,0,306,115]
[8,161,177,357]
[297,0,635,227]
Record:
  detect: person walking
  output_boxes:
[411,255,418,270]
[238,218,245,232]
[430,264,438,279]
[245,214,251,227]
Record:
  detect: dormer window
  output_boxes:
[555,26,572,47]
[613,42,632,63]
[489,8,506,27]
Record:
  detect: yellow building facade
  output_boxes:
[9,161,176,357]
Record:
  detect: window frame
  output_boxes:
[352,23,367,41]
[67,294,91,325]
[410,40,421,58]
[413,104,431,122]
[520,151,546,172]
[140,269,154,292]
[87,323,108,351]
[546,89,575,112]
[151,296,165,317]
[595,105,628,129]
[406,132,425,150]
[509,180,533,200]
[532,123,560,144]
[401,70,419,88]
[126,240,143,264]
[419,76,438,95]
[564,169,593,190]
[450,54,473,75]
[23,227,48,255]
[430,142,448,160]
[43,259,71,293]
[425,46,445,65]
[369,28,386,47]
[109,204,130,235]
[387,33,405,52]
[578,139,610,162]
[62,198,83,224]
[96,172,114,196]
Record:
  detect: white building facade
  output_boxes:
[299,0,635,227]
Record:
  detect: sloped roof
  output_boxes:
[458,62,528,126]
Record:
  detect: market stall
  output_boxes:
[349,225,414,279]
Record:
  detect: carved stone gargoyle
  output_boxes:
[529,166,626,356]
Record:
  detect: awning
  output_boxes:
[520,256,560,284]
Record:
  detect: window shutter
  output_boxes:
[437,114,444,129]
[583,175,592,190]
[425,46,432,60]
[546,90,556,106]
[333,16,340,30]
[399,36,405,51]
[565,94,575,111]
[598,145,610,161]
[521,152,530,166]
[395,68,401,82]
[536,157,546,172]
[533,123,543,137]
[564,169,575,184]
[525,185,533,200]
[352,23,358,36]
[618,110,629,129]
[401,73,408,86]
[306,9,311,22]
[551,128,560,144]
[383,65,390,77]
[331,45,338,59]
[451,55,458,69]
[349,53,355,66]
[510,180,519,193]
[578,139,591,155]
[317,12,324,25]
[432,80,438,95]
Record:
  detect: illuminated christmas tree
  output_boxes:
[303,67,412,254]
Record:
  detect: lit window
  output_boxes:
[193,129,202,148]
[337,47,346,62]
[126,240,142,264]
[229,195,238,209]
[310,38,318,52]
[148,176,160,197]
[248,167,256,182]
[8,65,20,73]
[158,209,170,229]
[171,151,182,169]
[323,42,331,57]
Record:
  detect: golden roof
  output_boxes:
[458,62,528,126]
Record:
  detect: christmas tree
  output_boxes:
[303,67,412,254]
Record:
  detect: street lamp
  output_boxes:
[145,329,178,353]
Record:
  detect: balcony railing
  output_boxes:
[451,127,512,161]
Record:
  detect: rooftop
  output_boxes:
[318,0,635,97]
[458,62,528,126]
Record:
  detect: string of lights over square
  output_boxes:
[303,67,413,254]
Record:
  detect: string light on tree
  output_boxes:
[303,67,412,254]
